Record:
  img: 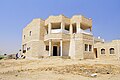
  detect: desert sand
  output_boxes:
[0,57,120,80]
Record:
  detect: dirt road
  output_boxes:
[0,57,120,80]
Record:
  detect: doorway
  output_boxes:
[53,46,57,56]
[94,48,98,58]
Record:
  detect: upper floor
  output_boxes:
[22,14,93,43]
[44,15,92,34]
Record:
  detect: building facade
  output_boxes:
[94,40,120,60]
[21,14,120,60]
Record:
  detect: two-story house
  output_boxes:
[22,15,95,59]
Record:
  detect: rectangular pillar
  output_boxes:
[49,40,52,56]
[61,22,65,33]
[70,24,73,34]
[48,23,51,34]
[77,22,82,33]
[60,39,63,56]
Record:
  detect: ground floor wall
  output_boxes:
[63,41,70,56]
[44,40,70,56]
[83,40,95,59]
[94,42,120,60]
[94,47,118,60]
[22,40,48,59]
[21,34,97,60]
[69,38,94,59]
[74,40,84,59]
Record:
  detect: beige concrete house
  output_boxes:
[21,14,120,60]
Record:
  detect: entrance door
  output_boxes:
[94,48,98,58]
[53,46,57,56]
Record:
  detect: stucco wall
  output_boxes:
[63,41,70,56]
[94,40,120,60]
[69,39,76,59]
[22,19,46,58]
[22,19,44,44]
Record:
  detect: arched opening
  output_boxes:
[101,49,105,54]
[110,48,115,54]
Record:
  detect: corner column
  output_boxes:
[48,23,51,34]
[77,22,82,33]
[60,39,63,56]
[61,22,65,33]
[70,24,73,34]
[49,40,52,56]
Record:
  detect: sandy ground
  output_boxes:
[0,57,120,80]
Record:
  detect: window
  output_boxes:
[85,44,88,51]
[89,45,92,51]
[24,35,25,39]
[46,45,49,51]
[29,31,32,36]
[27,47,30,51]
[110,48,114,54]
[101,49,105,54]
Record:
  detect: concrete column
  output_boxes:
[49,40,52,56]
[70,24,73,34]
[61,22,65,33]
[77,22,82,33]
[92,45,94,52]
[48,23,51,34]
[60,39,63,56]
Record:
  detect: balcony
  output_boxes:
[44,29,70,41]
[71,15,92,30]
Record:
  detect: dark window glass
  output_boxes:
[101,49,105,54]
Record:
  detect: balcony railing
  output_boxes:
[77,29,93,35]
[51,29,69,34]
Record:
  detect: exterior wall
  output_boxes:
[63,41,70,56]
[74,39,84,59]
[94,40,120,60]
[82,34,94,59]
[69,33,94,59]
[22,19,48,58]
[31,41,48,58]
[22,19,43,44]
[69,38,76,59]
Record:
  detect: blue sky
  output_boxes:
[0,0,120,54]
